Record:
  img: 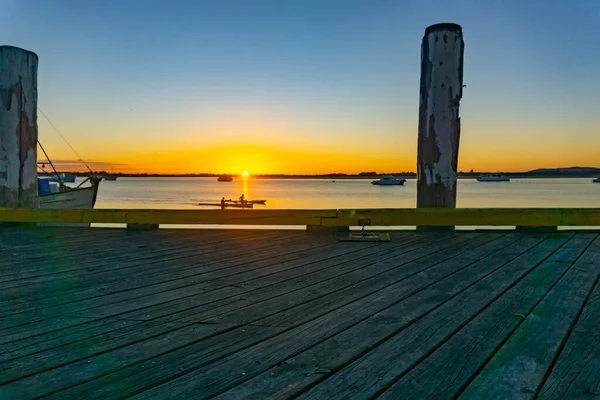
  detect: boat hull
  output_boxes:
[40,186,98,209]
[477,178,510,182]
[225,199,266,205]
[39,178,101,226]
[594,178,600,183]
[371,181,405,186]
[197,202,253,208]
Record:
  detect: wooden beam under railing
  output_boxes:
[1,208,600,228]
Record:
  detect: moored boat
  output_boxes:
[477,174,510,182]
[39,176,102,209]
[371,175,406,186]
[593,177,600,183]
[197,202,253,208]
[37,135,102,226]
[225,199,266,205]
[217,175,233,182]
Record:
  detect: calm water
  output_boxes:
[92,177,600,210]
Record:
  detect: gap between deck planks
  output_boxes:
[0,230,346,311]
[0,231,486,398]
[12,233,515,399]
[2,230,597,400]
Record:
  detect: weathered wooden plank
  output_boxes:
[0,230,336,308]
[379,233,594,399]
[0,231,434,376]
[87,235,534,399]
[537,260,600,399]
[1,207,600,226]
[0,226,123,249]
[0,234,462,395]
[222,234,559,400]
[458,234,600,399]
[185,233,479,326]
[0,232,407,338]
[0,236,394,349]
[0,233,347,329]
[0,228,270,272]
[0,228,288,281]
[0,230,313,292]
[0,235,417,359]
[29,233,497,399]
[0,321,253,400]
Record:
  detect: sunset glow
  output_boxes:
[3,1,597,174]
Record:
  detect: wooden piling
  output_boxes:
[416,23,464,230]
[0,46,39,208]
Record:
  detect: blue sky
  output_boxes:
[1,0,598,173]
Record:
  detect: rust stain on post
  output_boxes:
[0,46,39,209]
[416,23,464,229]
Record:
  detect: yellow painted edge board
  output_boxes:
[0,208,599,226]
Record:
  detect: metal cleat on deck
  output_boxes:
[342,219,391,242]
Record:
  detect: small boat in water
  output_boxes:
[39,176,102,209]
[217,175,233,182]
[103,174,117,181]
[198,202,253,208]
[594,177,600,183]
[371,175,406,186]
[477,174,510,182]
[225,199,266,205]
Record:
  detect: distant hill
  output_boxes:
[524,167,600,177]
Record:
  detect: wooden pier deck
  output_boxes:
[1,227,599,399]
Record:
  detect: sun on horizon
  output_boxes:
[242,171,249,176]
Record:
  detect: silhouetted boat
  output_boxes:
[198,202,253,208]
[225,199,266,205]
[371,175,406,186]
[477,174,510,182]
[217,175,233,182]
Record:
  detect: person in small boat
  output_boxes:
[221,197,225,209]
[239,194,246,204]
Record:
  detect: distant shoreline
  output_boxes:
[37,166,600,179]
[39,172,600,179]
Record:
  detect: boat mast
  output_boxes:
[37,140,65,186]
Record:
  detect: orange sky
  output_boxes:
[46,140,600,175]
[6,0,598,175]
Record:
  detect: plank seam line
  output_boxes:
[534,234,600,399]
[118,235,511,399]
[0,235,415,348]
[0,230,296,284]
[450,233,595,399]
[0,235,345,317]
[287,234,552,400]
[41,234,494,397]
[1,233,446,346]
[0,234,451,361]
